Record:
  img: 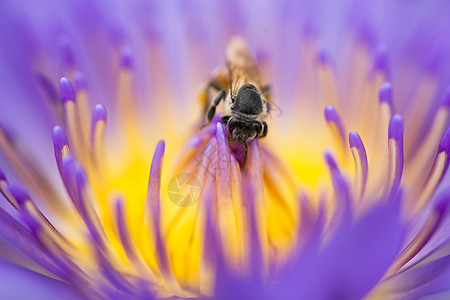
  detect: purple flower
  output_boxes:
[1,0,450,299]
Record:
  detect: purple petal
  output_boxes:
[324,105,346,143]
[376,237,450,299]
[0,259,82,300]
[215,122,232,206]
[0,206,62,278]
[243,140,264,279]
[277,199,404,300]
[202,185,221,269]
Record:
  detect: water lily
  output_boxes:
[1,0,450,299]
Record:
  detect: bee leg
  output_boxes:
[202,81,223,114]
[251,121,263,139]
[221,115,231,123]
[261,85,273,114]
[201,90,226,128]
[242,141,248,168]
[262,85,271,102]
[209,81,222,92]
[266,101,272,114]
[261,85,271,95]
[258,121,268,138]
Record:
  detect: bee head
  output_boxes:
[231,84,264,115]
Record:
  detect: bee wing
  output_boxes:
[226,36,261,92]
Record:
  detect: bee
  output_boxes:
[201,37,271,167]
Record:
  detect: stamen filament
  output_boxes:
[317,51,339,107]
[349,131,368,201]
[413,128,450,213]
[384,115,404,200]
[60,77,87,164]
[91,104,107,171]
[74,72,91,148]
[385,189,450,277]
[406,90,450,184]
[145,141,183,296]
[324,105,347,162]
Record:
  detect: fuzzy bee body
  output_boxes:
[202,37,270,167]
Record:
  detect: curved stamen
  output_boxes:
[349,131,368,201]
[372,44,390,80]
[403,74,438,150]
[406,87,450,184]
[57,35,76,72]
[62,156,108,255]
[52,125,70,177]
[0,124,62,210]
[324,152,352,231]
[93,237,138,297]
[73,71,90,146]
[7,183,95,297]
[379,82,393,107]
[0,203,64,278]
[316,50,339,107]
[414,127,450,213]
[385,115,404,200]
[0,168,18,208]
[114,196,157,281]
[371,82,393,181]
[378,82,393,145]
[7,183,75,261]
[295,193,318,252]
[324,105,347,161]
[386,188,450,278]
[74,161,108,251]
[91,104,107,170]
[60,77,86,162]
[145,141,183,296]
[117,47,141,141]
